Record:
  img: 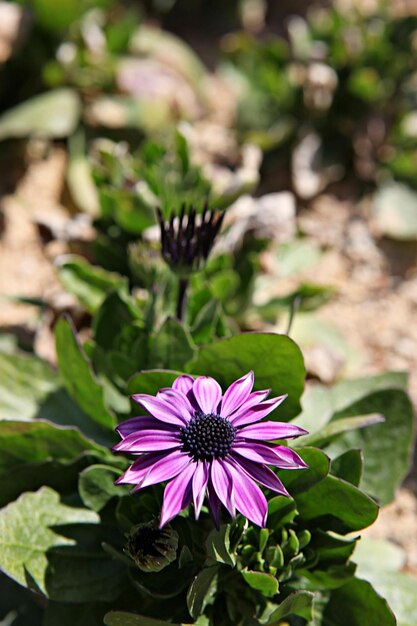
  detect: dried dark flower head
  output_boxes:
[124,520,179,572]
[157,202,224,274]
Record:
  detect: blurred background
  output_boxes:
[0,0,417,604]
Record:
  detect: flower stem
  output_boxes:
[286,295,301,336]
[176,277,189,322]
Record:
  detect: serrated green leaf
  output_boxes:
[188,333,305,421]
[0,487,98,594]
[55,317,116,431]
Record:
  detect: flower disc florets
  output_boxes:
[114,371,308,528]
[181,412,236,461]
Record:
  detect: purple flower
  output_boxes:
[114,372,307,528]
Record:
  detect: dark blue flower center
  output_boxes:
[181,412,236,461]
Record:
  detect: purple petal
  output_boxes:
[115,451,168,484]
[221,371,254,417]
[133,449,192,490]
[238,421,308,441]
[225,461,268,527]
[192,461,209,519]
[210,459,235,517]
[227,390,271,425]
[157,388,194,421]
[231,395,288,427]
[193,376,222,414]
[229,454,289,496]
[172,374,194,395]
[160,463,196,527]
[113,432,181,453]
[232,442,307,469]
[131,394,187,426]
[116,416,177,439]
[207,482,221,529]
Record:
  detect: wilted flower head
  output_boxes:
[157,203,224,273]
[114,372,307,528]
[124,520,178,572]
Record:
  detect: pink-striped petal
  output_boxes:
[225,461,268,527]
[210,459,235,517]
[113,432,181,453]
[193,376,222,414]
[192,461,209,519]
[232,442,307,469]
[133,449,192,491]
[160,463,196,527]
[116,416,177,439]
[229,454,289,496]
[227,390,271,424]
[172,374,194,395]
[157,388,194,421]
[238,420,308,441]
[115,451,168,484]
[221,371,254,417]
[131,394,187,426]
[231,395,288,427]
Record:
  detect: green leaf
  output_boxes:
[322,578,396,626]
[93,291,143,352]
[205,525,236,567]
[294,474,379,533]
[0,420,108,471]
[331,449,363,487]
[43,601,108,626]
[150,318,197,371]
[354,537,406,575]
[0,351,57,420]
[58,256,127,314]
[0,89,81,140]
[294,413,384,448]
[104,614,186,626]
[55,317,116,430]
[278,447,330,495]
[241,569,279,596]
[0,487,98,595]
[127,369,184,396]
[354,572,417,626]
[373,182,417,240]
[189,333,305,421]
[191,300,222,345]
[0,350,111,444]
[259,590,314,624]
[328,389,414,505]
[330,372,409,410]
[78,464,124,511]
[187,566,219,619]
